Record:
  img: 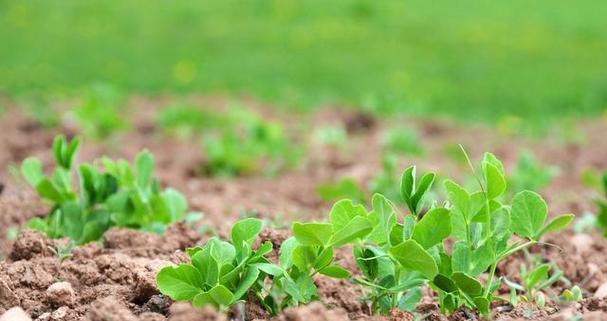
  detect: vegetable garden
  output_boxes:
[1,1,607,320]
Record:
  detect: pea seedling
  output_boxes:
[22,135,190,244]
[157,218,279,310]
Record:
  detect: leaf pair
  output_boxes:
[292,199,373,248]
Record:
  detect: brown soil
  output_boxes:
[2,98,607,320]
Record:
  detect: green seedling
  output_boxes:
[369,154,401,205]
[203,109,301,177]
[382,127,424,156]
[48,240,75,263]
[157,104,227,137]
[21,135,189,244]
[313,124,348,150]
[504,261,569,307]
[594,172,607,236]
[157,218,278,311]
[259,200,373,314]
[71,84,128,139]
[338,149,573,315]
[316,178,366,204]
[508,151,558,195]
[354,194,426,314]
[560,285,583,304]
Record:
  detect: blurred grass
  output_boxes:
[1,0,607,122]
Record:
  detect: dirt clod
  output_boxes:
[10,229,52,261]
[275,302,349,321]
[87,296,138,321]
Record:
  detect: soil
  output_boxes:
[1,97,607,320]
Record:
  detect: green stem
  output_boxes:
[484,241,537,297]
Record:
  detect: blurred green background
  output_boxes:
[1,0,607,121]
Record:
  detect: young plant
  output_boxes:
[508,151,558,195]
[259,200,373,314]
[156,104,226,137]
[369,154,401,205]
[341,150,573,316]
[382,127,424,156]
[354,194,427,314]
[316,178,366,204]
[21,135,190,244]
[203,109,301,177]
[157,218,279,311]
[71,84,128,139]
[594,172,607,236]
[504,261,569,307]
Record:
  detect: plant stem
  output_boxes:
[484,241,537,297]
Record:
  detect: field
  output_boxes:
[1,2,607,321]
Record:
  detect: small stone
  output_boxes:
[570,234,593,254]
[588,263,600,275]
[0,307,32,321]
[585,311,607,321]
[594,283,607,298]
[50,306,69,320]
[46,282,74,306]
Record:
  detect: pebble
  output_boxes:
[570,233,593,254]
[0,307,32,321]
[46,282,74,306]
[594,282,607,298]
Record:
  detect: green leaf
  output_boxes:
[484,162,506,199]
[162,188,188,222]
[399,287,422,311]
[319,265,350,279]
[400,166,415,209]
[135,150,154,187]
[483,152,505,174]
[191,251,219,286]
[292,245,316,271]
[253,263,283,276]
[511,191,548,240]
[52,135,65,167]
[36,178,65,203]
[451,241,470,273]
[452,272,482,296]
[433,274,457,293]
[366,194,396,244]
[292,222,332,246]
[390,239,438,279]
[209,285,234,306]
[491,207,511,237]
[411,172,436,214]
[21,157,43,186]
[526,264,550,290]
[232,267,260,300]
[537,214,574,239]
[313,247,334,270]
[329,216,373,247]
[279,237,298,268]
[208,238,236,266]
[156,265,203,301]
[412,208,451,249]
[231,218,264,249]
[65,136,81,169]
[329,199,367,231]
[474,296,490,315]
